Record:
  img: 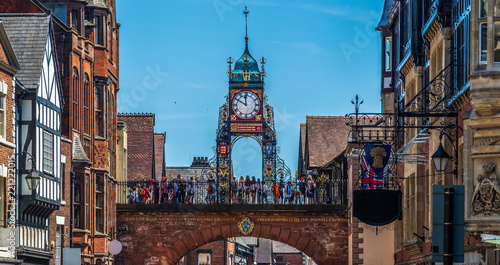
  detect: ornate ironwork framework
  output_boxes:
[346,59,461,189]
[345,58,463,226]
[207,53,291,204]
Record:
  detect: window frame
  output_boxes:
[73,68,80,131]
[95,174,105,233]
[94,14,106,46]
[0,91,5,139]
[43,130,54,174]
[74,181,82,228]
[479,0,487,19]
[479,22,488,64]
[385,36,392,72]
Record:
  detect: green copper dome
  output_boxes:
[231,42,261,82]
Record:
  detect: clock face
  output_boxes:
[232,91,261,119]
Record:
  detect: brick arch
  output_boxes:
[116,205,348,265]
[169,226,330,265]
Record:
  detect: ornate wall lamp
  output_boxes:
[431,124,462,177]
[16,151,41,191]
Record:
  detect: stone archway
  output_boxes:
[115,204,348,265]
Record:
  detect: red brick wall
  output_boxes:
[183,240,225,265]
[0,0,44,13]
[116,207,348,265]
[118,113,155,180]
[273,253,304,265]
[0,46,16,229]
[154,133,165,180]
[49,138,72,265]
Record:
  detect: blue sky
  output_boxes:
[117,0,384,179]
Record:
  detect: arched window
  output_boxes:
[72,68,79,131]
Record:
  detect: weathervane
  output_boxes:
[244,6,249,42]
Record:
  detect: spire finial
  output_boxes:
[244,6,249,42]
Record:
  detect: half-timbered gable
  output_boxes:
[1,13,63,259]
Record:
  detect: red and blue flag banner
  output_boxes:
[359,144,391,189]
[360,150,389,190]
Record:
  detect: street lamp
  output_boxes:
[431,143,452,172]
[431,124,462,177]
[25,169,40,191]
[16,151,41,191]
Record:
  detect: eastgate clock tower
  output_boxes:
[213,7,289,204]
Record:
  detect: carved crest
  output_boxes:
[370,147,387,168]
[238,217,255,236]
[472,163,500,216]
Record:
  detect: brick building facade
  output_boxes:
[182,238,252,265]
[0,18,20,263]
[154,132,166,181]
[1,0,120,264]
[117,113,157,180]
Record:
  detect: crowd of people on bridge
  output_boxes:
[126,174,318,205]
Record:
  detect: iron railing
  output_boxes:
[116,179,343,205]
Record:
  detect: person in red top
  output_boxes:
[141,185,150,203]
[271,181,280,204]
[205,182,215,204]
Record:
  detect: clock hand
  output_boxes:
[244,95,248,106]
[235,98,247,106]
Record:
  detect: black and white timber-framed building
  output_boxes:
[2,13,63,264]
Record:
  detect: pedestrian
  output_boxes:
[153,181,160,204]
[132,187,139,203]
[278,179,284,204]
[189,176,196,204]
[250,176,257,204]
[294,184,300,205]
[285,181,293,204]
[177,175,186,204]
[307,175,316,204]
[298,177,307,204]
[161,178,168,203]
[141,185,150,204]
[238,176,244,204]
[271,181,280,204]
[205,181,215,204]
[261,180,268,204]
[231,176,238,204]
[256,178,262,204]
[127,189,134,204]
[173,179,179,204]
[185,177,195,204]
[244,176,251,203]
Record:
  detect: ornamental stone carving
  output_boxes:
[472,163,500,215]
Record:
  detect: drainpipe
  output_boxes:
[70,170,75,248]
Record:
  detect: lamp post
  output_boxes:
[16,151,41,192]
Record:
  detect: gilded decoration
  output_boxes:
[472,163,500,216]
[238,217,255,236]
[370,147,387,168]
